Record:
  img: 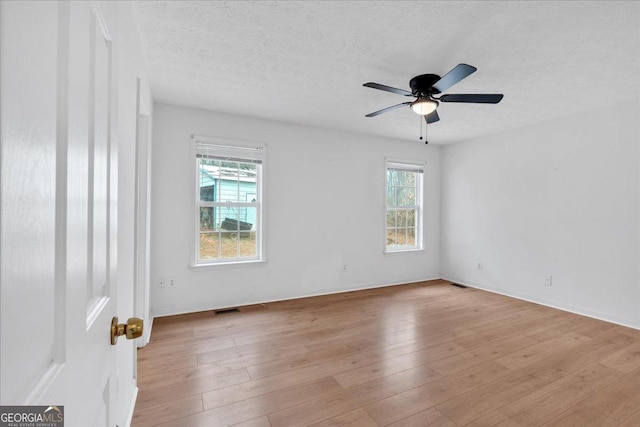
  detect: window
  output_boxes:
[194,137,264,265]
[385,160,423,252]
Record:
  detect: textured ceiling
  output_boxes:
[133,1,640,145]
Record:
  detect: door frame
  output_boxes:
[134,77,152,348]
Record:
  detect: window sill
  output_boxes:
[384,247,425,255]
[189,259,267,271]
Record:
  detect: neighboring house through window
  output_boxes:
[385,160,423,252]
[193,136,265,265]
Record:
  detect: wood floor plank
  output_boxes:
[362,361,510,426]
[617,408,640,427]
[387,407,456,427]
[427,333,538,376]
[599,341,640,373]
[498,362,623,426]
[137,353,198,378]
[229,416,272,427]
[435,365,566,425]
[333,341,463,388]
[246,344,362,380]
[529,331,635,374]
[268,363,445,426]
[464,411,522,427]
[196,342,309,367]
[159,377,343,426]
[308,408,379,427]
[202,352,373,409]
[543,368,640,426]
[494,331,590,370]
[137,363,239,390]
[133,281,640,427]
[136,368,251,410]
[130,395,203,427]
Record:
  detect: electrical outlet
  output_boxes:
[476,261,483,270]
[342,264,347,272]
[544,275,553,286]
[158,277,165,289]
[168,277,176,288]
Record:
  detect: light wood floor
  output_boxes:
[132,280,640,427]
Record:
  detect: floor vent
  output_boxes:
[214,307,240,315]
[450,283,468,289]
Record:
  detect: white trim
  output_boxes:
[189,259,267,270]
[86,296,109,329]
[441,276,640,331]
[21,362,65,405]
[192,136,266,267]
[152,277,442,318]
[138,315,153,348]
[192,134,264,151]
[122,385,138,427]
[91,0,112,42]
[384,158,425,253]
[384,248,426,255]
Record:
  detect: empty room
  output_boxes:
[1,1,639,427]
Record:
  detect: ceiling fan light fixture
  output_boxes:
[410,98,438,116]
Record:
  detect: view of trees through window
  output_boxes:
[386,165,421,250]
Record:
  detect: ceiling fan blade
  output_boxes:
[440,94,504,104]
[425,109,440,124]
[432,64,477,94]
[365,102,411,117]
[363,82,412,96]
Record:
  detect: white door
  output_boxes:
[1,2,126,426]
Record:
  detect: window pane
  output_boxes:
[386,211,396,227]
[386,162,422,252]
[218,162,241,203]
[407,209,416,227]
[397,210,407,227]
[393,170,405,185]
[386,229,397,247]
[195,142,263,265]
[386,184,395,206]
[220,232,240,259]
[199,160,219,201]
[387,170,398,185]
[239,232,257,258]
[199,233,220,259]
[219,207,256,232]
[405,171,416,186]
[407,228,416,246]
[397,229,407,246]
[397,187,416,207]
[200,207,214,231]
[211,161,259,203]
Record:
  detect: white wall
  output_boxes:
[150,103,441,316]
[441,100,640,329]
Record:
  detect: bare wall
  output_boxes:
[441,100,640,329]
[150,103,441,316]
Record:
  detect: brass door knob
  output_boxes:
[111,316,144,345]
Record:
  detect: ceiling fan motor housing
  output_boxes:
[409,74,442,96]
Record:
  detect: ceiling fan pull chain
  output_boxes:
[425,119,428,145]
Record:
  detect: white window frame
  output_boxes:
[191,135,266,267]
[385,159,424,253]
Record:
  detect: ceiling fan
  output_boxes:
[363,64,503,141]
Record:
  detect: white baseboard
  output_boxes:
[152,276,443,318]
[441,276,640,331]
[122,385,138,427]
